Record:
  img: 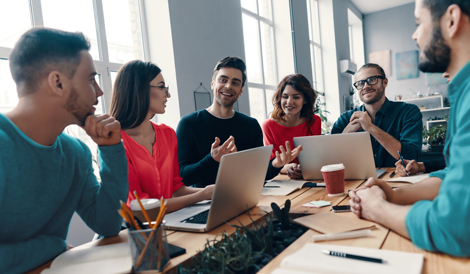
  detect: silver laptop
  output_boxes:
[294,132,378,180]
[164,145,272,232]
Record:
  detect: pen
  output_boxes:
[305,182,326,187]
[389,171,396,178]
[263,185,280,188]
[322,249,386,264]
[397,151,410,176]
[312,229,371,242]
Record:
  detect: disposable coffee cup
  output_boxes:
[321,164,345,197]
[130,198,161,223]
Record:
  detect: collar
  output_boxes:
[448,61,470,100]
[377,97,391,115]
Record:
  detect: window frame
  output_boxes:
[306,0,325,95]
[0,0,150,114]
[241,0,279,122]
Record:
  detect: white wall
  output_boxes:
[363,3,448,101]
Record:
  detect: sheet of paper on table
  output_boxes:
[272,243,424,274]
[40,242,131,274]
[261,180,312,196]
[293,213,376,234]
[386,173,430,184]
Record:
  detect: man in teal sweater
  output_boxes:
[349,0,470,256]
[0,28,128,273]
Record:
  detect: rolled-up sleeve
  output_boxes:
[398,105,422,161]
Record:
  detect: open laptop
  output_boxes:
[164,145,272,232]
[294,132,378,180]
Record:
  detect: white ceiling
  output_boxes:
[350,0,415,15]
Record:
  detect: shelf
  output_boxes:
[398,95,442,104]
[421,107,450,113]
[426,119,447,130]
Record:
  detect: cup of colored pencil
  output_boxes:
[120,194,170,271]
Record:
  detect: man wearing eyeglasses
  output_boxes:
[331,63,423,167]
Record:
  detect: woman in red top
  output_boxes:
[262,74,321,179]
[110,60,214,212]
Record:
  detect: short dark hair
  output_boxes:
[109,60,162,130]
[423,0,470,22]
[356,63,386,78]
[9,27,90,97]
[212,56,247,87]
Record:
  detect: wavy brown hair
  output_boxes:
[271,74,317,135]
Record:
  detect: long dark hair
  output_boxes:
[109,60,161,129]
[271,74,317,135]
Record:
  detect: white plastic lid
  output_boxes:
[130,198,161,211]
[321,163,345,172]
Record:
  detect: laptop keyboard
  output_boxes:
[181,209,209,224]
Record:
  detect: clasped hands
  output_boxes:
[343,111,373,133]
[348,178,394,221]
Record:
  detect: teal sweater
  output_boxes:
[0,114,128,273]
[406,61,470,256]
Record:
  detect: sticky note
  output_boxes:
[302,201,332,208]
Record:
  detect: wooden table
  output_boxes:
[30,169,470,274]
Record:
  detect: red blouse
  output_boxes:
[121,122,184,207]
[261,115,322,164]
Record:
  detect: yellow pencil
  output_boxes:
[133,191,151,224]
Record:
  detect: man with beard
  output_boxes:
[0,28,128,273]
[349,0,470,256]
[331,63,423,167]
[177,56,301,187]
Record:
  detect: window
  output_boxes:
[0,0,148,178]
[306,0,324,96]
[241,0,278,124]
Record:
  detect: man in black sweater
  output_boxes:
[176,56,301,187]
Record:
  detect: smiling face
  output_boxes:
[211,67,244,108]
[281,85,305,117]
[412,0,451,73]
[65,50,103,126]
[149,73,169,115]
[354,67,387,105]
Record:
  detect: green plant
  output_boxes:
[177,200,307,274]
[423,125,447,145]
[315,91,330,134]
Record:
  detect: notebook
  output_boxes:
[40,243,131,274]
[386,173,430,184]
[294,132,378,180]
[272,243,424,274]
[164,145,272,232]
[293,213,376,234]
[261,180,324,196]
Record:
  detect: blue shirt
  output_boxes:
[176,109,281,187]
[0,114,128,273]
[406,61,470,256]
[331,98,423,167]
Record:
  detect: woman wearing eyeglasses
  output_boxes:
[110,60,214,212]
[261,74,321,179]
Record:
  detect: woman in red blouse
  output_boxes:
[261,74,321,179]
[110,60,214,212]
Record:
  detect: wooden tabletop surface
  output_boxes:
[28,169,470,274]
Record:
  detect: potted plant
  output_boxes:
[423,125,447,152]
[177,200,307,274]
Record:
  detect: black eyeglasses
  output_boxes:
[353,75,385,90]
[150,85,170,96]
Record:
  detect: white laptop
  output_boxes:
[164,145,272,232]
[294,132,378,180]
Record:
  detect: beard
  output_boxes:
[418,25,451,73]
[64,87,94,126]
[360,87,384,105]
[215,88,239,108]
